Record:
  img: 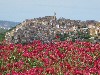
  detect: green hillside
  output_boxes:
[0,28,8,42]
[0,20,20,43]
[0,32,6,42]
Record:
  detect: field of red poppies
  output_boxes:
[0,40,100,75]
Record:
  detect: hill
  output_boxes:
[0,20,20,29]
[0,20,20,42]
[5,16,100,44]
[0,28,7,33]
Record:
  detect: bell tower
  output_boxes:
[54,12,56,20]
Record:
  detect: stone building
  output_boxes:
[5,13,100,44]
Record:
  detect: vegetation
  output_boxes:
[0,40,100,74]
[0,20,20,43]
[0,32,6,42]
[0,28,8,42]
[55,30,91,42]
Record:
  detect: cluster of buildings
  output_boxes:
[5,13,100,44]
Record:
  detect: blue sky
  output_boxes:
[0,0,100,22]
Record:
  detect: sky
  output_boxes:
[0,0,100,22]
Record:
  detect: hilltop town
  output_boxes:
[5,13,100,44]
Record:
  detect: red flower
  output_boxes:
[74,69,83,75]
[56,35,60,39]
[11,70,18,75]
[42,58,49,66]
[65,62,72,70]
[98,70,100,74]
[49,54,56,60]
[0,66,6,71]
[22,52,29,57]
[64,72,70,75]
[60,62,64,68]
[46,67,55,74]
[94,58,100,69]
[7,63,13,68]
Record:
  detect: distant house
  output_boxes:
[5,14,100,44]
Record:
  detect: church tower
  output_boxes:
[54,12,56,20]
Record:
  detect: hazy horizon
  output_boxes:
[0,0,100,22]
